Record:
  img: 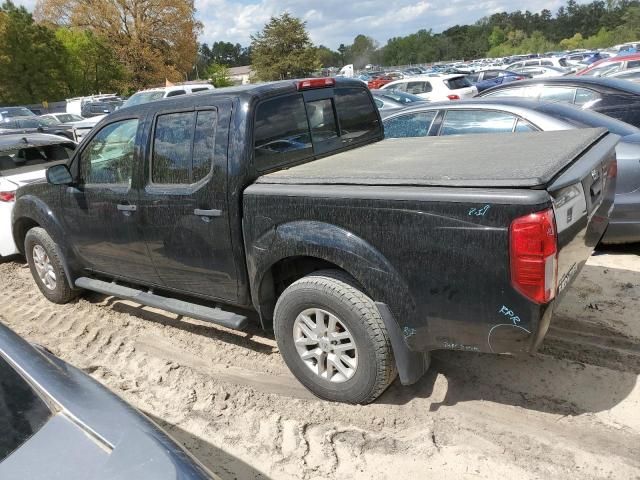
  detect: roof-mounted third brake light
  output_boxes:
[296,78,336,91]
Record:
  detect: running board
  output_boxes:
[74,277,248,330]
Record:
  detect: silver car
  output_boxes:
[382,98,640,244]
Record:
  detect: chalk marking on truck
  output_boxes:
[498,305,521,325]
[487,324,532,353]
[468,205,491,217]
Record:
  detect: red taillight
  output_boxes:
[447,94,460,100]
[510,209,558,304]
[296,78,336,90]
[0,191,16,202]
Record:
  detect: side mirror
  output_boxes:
[46,164,73,185]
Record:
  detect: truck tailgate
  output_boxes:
[548,131,618,300]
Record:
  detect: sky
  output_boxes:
[15,0,586,50]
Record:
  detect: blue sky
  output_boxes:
[16,0,586,49]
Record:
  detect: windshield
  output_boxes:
[122,91,166,108]
[57,114,83,123]
[0,143,75,175]
[536,103,640,136]
[0,108,35,119]
[379,90,425,104]
[0,356,52,462]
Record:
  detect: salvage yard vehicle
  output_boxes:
[0,322,216,479]
[381,74,478,101]
[382,98,640,243]
[11,78,618,404]
[0,133,75,260]
[477,77,640,129]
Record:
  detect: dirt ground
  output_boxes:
[1,247,639,480]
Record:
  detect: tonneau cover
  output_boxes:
[256,129,608,188]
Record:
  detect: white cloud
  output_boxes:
[12,0,590,49]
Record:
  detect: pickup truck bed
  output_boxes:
[257,129,607,188]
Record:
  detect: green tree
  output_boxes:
[316,45,341,67]
[250,13,320,81]
[204,63,233,87]
[0,1,67,104]
[346,34,378,68]
[488,26,506,48]
[55,28,123,96]
[559,32,584,49]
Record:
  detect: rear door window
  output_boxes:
[482,86,524,97]
[166,90,186,97]
[626,60,640,69]
[440,110,517,135]
[151,110,217,184]
[574,88,601,106]
[384,112,437,138]
[539,86,577,103]
[0,356,52,462]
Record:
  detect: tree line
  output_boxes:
[3,0,640,105]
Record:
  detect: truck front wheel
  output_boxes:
[25,227,78,304]
[274,270,397,404]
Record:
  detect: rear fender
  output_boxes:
[249,220,418,333]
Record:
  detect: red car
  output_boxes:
[368,73,402,89]
[577,53,640,77]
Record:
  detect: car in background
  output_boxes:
[577,53,640,77]
[0,117,74,140]
[509,65,567,78]
[121,83,215,109]
[80,97,123,118]
[607,67,640,82]
[380,74,477,101]
[506,57,566,70]
[382,98,640,244]
[370,89,427,114]
[0,322,215,479]
[0,134,76,259]
[466,69,529,92]
[0,107,36,122]
[40,113,85,125]
[367,73,402,90]
[477,76,640,129]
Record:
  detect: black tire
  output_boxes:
[24,227,78,304]
[274,270,397,404]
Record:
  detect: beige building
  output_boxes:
[228,66,253,85]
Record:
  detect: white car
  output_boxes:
[507,57,567,70]
[380,74,478,101]
[72,83,216,143]
[0,134,76,258]
[510,65,568,78]
[122,83,215,109]
[40,113,85,125]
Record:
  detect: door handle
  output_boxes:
[117,204,137,212]
[194,208,222,217]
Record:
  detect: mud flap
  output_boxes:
[375,302,430,385]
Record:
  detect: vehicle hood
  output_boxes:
[0,323,215,480]
[0,168,47,188]
[74,115,106,128]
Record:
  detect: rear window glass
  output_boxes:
[0,143,75,175]
[254,88,379,172]
[0,356,52,462]
[254,94,312,171]
[445,77,472,90]
[334,87,379,141]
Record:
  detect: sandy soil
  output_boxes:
[1,247,639,480]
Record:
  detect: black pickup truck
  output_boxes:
[11,78,617,404]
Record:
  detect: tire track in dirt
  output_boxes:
[1,258,639,480]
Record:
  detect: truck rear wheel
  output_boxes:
[274,270,397,404]
[25,227,78,304]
